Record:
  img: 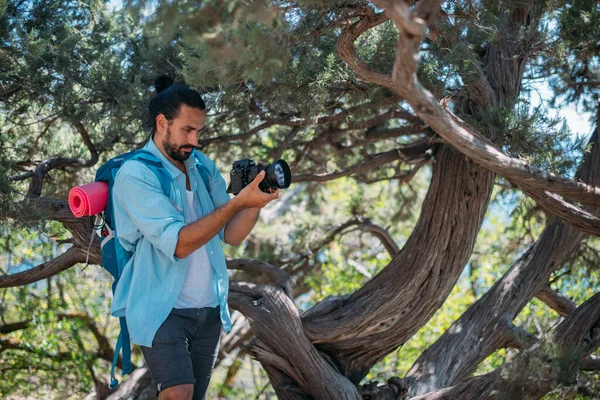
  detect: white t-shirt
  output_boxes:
[174,189,219,309]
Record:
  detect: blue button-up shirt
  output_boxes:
[110,139,232,347]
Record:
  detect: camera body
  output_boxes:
[226,159,291,195]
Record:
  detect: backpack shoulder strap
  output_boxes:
[192,151,212,190]
[109,317,133,389]
[128,150,172,197]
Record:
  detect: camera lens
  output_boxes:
[274,164,286,186]
[263,160,291,190]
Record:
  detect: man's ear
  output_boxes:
[156,114,168,134]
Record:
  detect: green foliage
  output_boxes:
[503,104,585,176]
[0,0,599,398]
[0,0,183,200]
[0,221,127,398]
[0,1,179,397]
[355,20,397,75]
[559,0,599,61]
[543,0,600,111]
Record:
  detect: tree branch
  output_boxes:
[0,247,86,288]
[293,140,432,183]
[199,121,277,147]
[505,323,538,350]
[302,142,496,382]
[0,319,31,334]
[340,1,600,227]
[336,11,393,90]
[230,285,361,399]
[0,336,73,361]
[521,184,600,236]
[105,367,154,400]
[536,286,577,318]
[230,281,274,298]
[363,125,429,142]
[409,292,600,400]
[581,355,600,371]
[568,80,600,88]
[73,121,98,155]
[0,82,22,102]
[227,258,294,299]
[199,98,403,149]
[271,127,301,160]
[0,196,102,275]
[284,217,400,276]
[218,353,245,398]
[356,161,426,185]
[21,122,99,197]
[57,312,115,364]
[443,77,600,210]
[354,219,400,256]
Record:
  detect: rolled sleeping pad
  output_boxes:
[68,182,109,217]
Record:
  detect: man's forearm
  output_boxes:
[224,207,261,246]
[175,171,279,257]
[175,199,243,259]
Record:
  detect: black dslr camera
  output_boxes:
[226,159,292,195]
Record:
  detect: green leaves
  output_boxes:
[502,103,586,176]
[0,0,599,398]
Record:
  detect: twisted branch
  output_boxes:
[338,1,600,235]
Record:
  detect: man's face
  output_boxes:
[159,105,206,162]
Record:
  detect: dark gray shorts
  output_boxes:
[140,307,222,400]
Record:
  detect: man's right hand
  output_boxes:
[233,171,280,209]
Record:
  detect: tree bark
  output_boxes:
[231,286,362,399]
[302,144,494,383]
[230,2,506,393]
[0,247,87,288]
[102,368,156,400]
[409,291,600,400]
[536,286,577,318]
[404,118,600,397]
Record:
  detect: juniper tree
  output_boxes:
[1,0,600,399]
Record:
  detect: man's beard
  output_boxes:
[163,127,194,162]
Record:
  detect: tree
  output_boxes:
[1,0,600,399]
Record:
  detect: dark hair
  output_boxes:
[149,75,206,137]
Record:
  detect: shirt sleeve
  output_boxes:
[113,160,186,263]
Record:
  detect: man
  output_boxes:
[111,77,279,400]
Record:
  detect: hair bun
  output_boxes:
[154,75,174,93]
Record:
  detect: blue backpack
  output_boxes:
[94,149,210,388]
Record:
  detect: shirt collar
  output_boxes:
[143,139,199,178]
